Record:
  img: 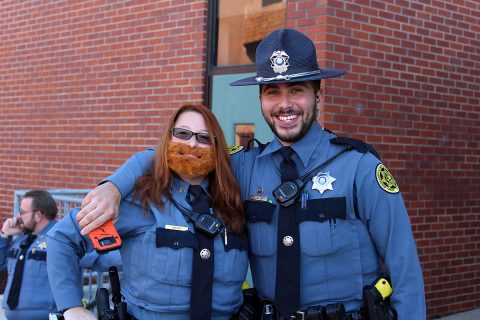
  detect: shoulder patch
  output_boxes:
[375,164,399,193]
[228,145,243,155]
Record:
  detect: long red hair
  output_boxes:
[134,104,245,234]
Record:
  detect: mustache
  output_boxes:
[167,141,216,177]
[271,107,301,117]
[171,142,208,158]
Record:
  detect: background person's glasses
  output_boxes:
[171,128,213,145]
[19,210,37,215]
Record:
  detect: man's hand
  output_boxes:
[1,217,22,237]
[76,182,121,235]
[63,307,96,320]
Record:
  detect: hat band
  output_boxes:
[255,70,322,83]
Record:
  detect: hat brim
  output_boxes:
[230,68,347,86]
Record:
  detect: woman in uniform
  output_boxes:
[46,104,248,320]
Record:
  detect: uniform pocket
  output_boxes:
[216,233,248,284]
[299,197,347,256]
[244,200,277,257]
[151,228,195,285]
[298,197,362,301]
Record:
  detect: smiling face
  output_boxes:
[260,81,319,146]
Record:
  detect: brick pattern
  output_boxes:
[288,1,479,318]
[0,0,208,213]
[1,0,479,318]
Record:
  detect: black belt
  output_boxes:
[288,311,364,320]
[264,302,364,320]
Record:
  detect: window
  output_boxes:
[215,0,286,67]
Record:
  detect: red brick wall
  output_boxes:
[287,0,479,318]
[1,0,479,318]
[0,1,208,213]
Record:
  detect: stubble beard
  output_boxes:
[264,103,318,144]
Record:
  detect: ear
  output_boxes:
[34,211,43,223]
[316,88,325,107]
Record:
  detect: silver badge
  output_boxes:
[270,50,289,74]
[312,171,336,194]
[283,236,294,246]
[200,248,211,259]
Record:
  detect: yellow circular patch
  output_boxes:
[227,145,243,155]
[375,164,399,193]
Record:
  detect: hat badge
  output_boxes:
[270,50,289,74]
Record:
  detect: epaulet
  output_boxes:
[228,145,244,155]
[329,136,381,160]
[245,139,269,153]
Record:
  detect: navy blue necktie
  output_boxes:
[188,185,214,320]
[274,147,300,318]
[7,234,37,309]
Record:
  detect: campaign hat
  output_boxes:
[230,28,347,86]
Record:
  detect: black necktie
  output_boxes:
[188,185,214,320]
[274,147,300,318]
[7,234,37,309]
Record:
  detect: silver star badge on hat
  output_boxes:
[312,172,336,194]
[270,50,289,74]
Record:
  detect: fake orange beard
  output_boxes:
[167,141,216,177]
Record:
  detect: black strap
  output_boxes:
[330,136,381,160]
[188,185,214,320]
[7,234,37,309]
[274,147,300,318]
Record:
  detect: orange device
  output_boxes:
[88,220,122,254]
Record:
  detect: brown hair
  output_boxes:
[134,104,245,234]
[24,190,58,220]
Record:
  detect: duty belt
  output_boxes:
[263,302,364,320]
[288,310,363,320]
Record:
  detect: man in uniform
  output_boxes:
[0,190,121,320]
[75,29,426,319]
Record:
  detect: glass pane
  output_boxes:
[217,0,286,67]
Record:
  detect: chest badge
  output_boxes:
[249,186,268,201]
[312,171,336,194]
[38,241,47,250]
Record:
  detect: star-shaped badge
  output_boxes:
[38,241,47,250]
[312,172,336,194]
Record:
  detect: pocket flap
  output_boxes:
[223,233,248,252]
[298,197,347,223]
[7,248,18,258]
[156,228,197,250]
[244,200,276,223]
[28,251,47,261]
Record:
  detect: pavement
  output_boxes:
[438,308,480,320]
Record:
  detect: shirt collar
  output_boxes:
[171,174,210,200]
[33,219,56,237]
[259,125,332,167]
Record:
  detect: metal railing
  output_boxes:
[13,189,108,309]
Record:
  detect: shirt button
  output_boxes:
[200,248,211,259]
[283,236,294,246]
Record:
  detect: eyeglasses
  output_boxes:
[171,128,214,145]
[19,210,37,215]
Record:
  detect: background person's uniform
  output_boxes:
[0,220,120,320]
[46,177,248,320]
[100,125,426,319]
[0,220,57,320]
